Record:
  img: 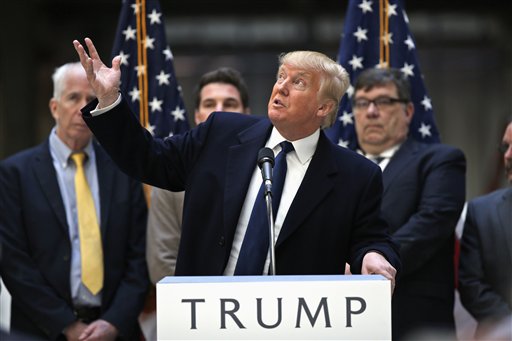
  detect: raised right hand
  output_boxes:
[73,37,121,109]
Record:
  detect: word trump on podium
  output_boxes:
[157,275,391,340]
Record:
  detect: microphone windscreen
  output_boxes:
[257,147,275,168]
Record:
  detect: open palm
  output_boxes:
[73,37,121,108]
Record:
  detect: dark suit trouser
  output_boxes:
[392,291,455,341]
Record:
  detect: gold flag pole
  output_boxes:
[136,0,153,204]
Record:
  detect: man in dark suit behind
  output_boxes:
[72,38,400,286]
[0,62,149,340]
[352,68,466,340]
[458,120,512,340]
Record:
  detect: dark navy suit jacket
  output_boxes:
[458,188,512,332]
[380,138,466,340]
[82,97,401,277]
[0,139,149,340]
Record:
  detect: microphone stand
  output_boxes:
[264,191,276,275]
[258,147,276,276]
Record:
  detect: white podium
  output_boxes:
[157,275,391,340]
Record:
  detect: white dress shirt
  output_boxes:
[361,143,401,171]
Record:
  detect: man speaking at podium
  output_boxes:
[73,38,400,286]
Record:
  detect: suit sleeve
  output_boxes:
[146,187,184,284]
[392,146,466,276]
[82,97,206,191]
[0,160,76,340]
[458,201,512,321]
[349,164,401,274]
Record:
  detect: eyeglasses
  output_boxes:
[498,142,510,154]
[352,97,408,111]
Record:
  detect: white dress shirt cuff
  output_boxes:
[90,94,122,116]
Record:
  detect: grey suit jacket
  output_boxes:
[146,187,184,283]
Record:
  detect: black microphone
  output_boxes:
[257,147,275,195]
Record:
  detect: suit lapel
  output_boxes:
[276,132,337,246]
[497,188,512,264]
[94,143,114,236]
[223,119,273,236]
[382,138,418,193]
[33,140,68,233]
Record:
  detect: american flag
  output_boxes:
[111,0,190,138]
[325,0,440,150]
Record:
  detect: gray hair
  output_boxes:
[278,51,350,128]
[51,62,84,100]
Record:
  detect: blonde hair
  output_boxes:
[278,51,349,128]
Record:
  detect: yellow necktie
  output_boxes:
[71,152,103,295]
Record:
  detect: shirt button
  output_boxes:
[218,236,225,246]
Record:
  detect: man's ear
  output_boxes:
[49,98,59,120]
[405,102,414,123]
[317,100,335,119]
[194,110,201,125]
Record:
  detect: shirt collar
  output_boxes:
[266,127,319,165]
[358,143,402,160]
[49,127,95,168]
